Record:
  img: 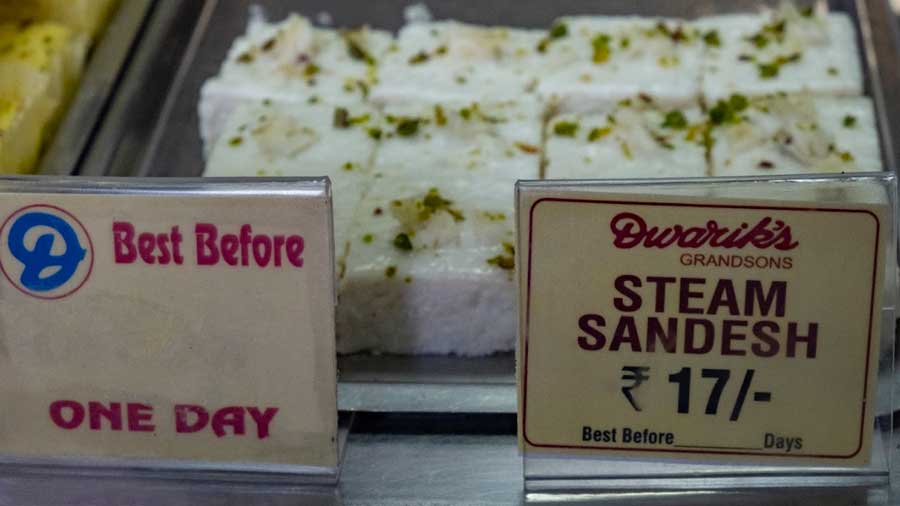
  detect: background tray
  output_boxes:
[77,0,900,414]
[37,0,153,176]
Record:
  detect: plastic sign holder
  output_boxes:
[0,177,341,484]
[517,174,896,492]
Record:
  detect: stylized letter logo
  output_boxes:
[0,205,94,299]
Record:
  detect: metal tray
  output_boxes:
[36,0,153,176]
[83,0,900,414]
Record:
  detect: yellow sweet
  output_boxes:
[0,21,87,173]
[0,97,48,173]
[0,0,118,39]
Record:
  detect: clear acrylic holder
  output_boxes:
[518,174,896,492]
[0,177,343,486]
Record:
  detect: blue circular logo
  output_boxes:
[0,205,93,299]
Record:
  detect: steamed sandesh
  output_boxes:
[544,99,708,179]
[199,14,391,151]
[537,17,707,113]
[373,99,543,181]
[709,94,881,176]
[371,21,543,105]
[338,176,518,356]
[699,4,862,101]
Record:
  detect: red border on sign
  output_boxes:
[522,198,881,460]
[0,204,95,301]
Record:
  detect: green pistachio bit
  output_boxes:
[553,121,579,137]
[840,151,855,162]
[307,95,320,104]
[588,126,612,142]
[362,233,374,244]
[758,63,779,78]
[304,63,320,77]
[843,115,857,128]
[801,6,815,17]
[409,51,429,64]
[459,106,472,120]
[764,20,787,38]
[515,142,540,154]
[434,104,447,126]
[703,30,721,47]
[620,37,631,49]
[757,53,801,79]
[655,21,688,43]
[747,33,769,49]
[537,22,568,52]
[367,127,383,140]
[702,124,715,153]
[396,118,421,136]
[342,162,355,171]
[592,33,612,64]
[662,110,688,129]
[487,249,515,270]
[745,19,786,52]
[237,52,254,63]
[549,22,568,39]
[228,136,243,147]
[356,80,370,98]
[404,276,413,283]
[455,75,468,85]
[503,242,515,255]
[262,98,272,106]
[658,55,679,67]
[828,66,839,76]
[349,113,370,125]
[333,107,350,128]
[709,94,749,125]
[435,45,448,55]
[385,266,397,278]
[393,233,413,251]
[345,34,376,65]
[653,133,675,150]
[620,140,634,160]
[729,94,749,111]
[422,188,465,222]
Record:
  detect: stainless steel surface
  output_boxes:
[0,414,895,505]
[338,354,516,413]
[80,0,215,177]
[81,0,900,414]
[37,0,153,176]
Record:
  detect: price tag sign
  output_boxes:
[0,178,338,473]
[518,185,887,466]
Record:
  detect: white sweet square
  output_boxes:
[372,99,543,182]
[710,95,881,177]
[199,14,392,149]
[337,175,517,356]
[545,104,708,179]
[699,7,863,102]
[536,16,705,113]
[370,21,543,105]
